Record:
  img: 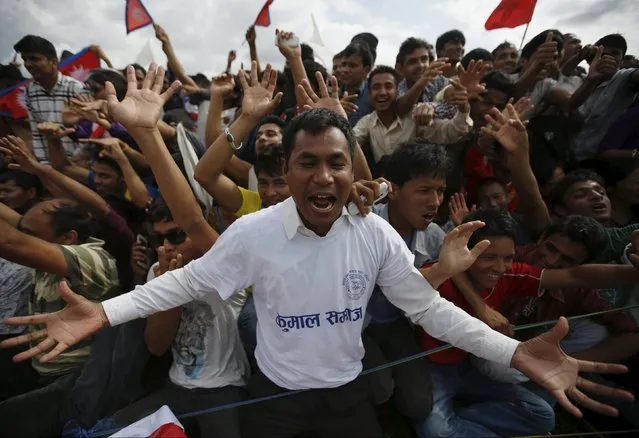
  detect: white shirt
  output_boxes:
[104,198,519,390]
[353,110,472,163]
[146,262,249,389]
[248,166,259,192]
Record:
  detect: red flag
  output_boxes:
[485,0,537,30]
[0,48,100,119]
[125,0,154,34]
[254,0,274,27]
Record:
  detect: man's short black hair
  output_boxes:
[521,30,563,60]
[301,44,315,62]
[492,41,517,56]
[282,108,355,162]
[148,195,205,224]
[595,34,628,56]
[87,69,127,101]
[367,65,400,89]
[258,115,286,132]
[461,49,494,69]
[342,44,374,70]
[163,108,196,131]
[383,142,448,187]
[397,37,430,66]
[14,35,57,61]
[436,30,466,54]
[93,156,123,177]
[547,169,606,209]
[351,33,378,63]
[43,199,95,243]
[482,70,516,97]
[464,207,518,249]
[0,169,44,197]
[255,144,285,177]
[543,215,607,263]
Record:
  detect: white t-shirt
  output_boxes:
[147,262,249,389]
[104,198,519,390]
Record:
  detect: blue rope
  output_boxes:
[88,304,639,437]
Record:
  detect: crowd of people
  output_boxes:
[0,20,638,438]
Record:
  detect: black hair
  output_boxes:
[351,33,379,63]
[254,144,285,177]
[127,63,147,76]
[13,35,57,61]
[0,64,25,82]
[595,34,628,56]
[548,169,606,209]
[464,207,518,249]
[258,115,286,131]
[397,37,431,66]
[472,176,508,205]
[301,44,315,62]
[521,30,563,60]
[543,215,607,262]
[86,69,127,101]
[436,30,466,54]
[367,65,400,89]
[282,108,355,162]
[0,169,44,197]
[591,158,639,187]
[492,41,517,56]
[461,49,494,69]
[148,195,205,224]
[43,199,95,243]
[93,156,123,177]
[383,142,448,187]
[190,73,210,88]
[482,70,516,97]
[163,108,196,131]
[342,44,374,70]
[303,59,328,91]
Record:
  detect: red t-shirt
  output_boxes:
[419,263,544,364]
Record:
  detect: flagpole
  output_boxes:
[518,22,530,51]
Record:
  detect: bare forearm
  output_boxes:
[571,333,639,362]
[226,155,252,187]
[419,263,451,289]
[205,94,224,147]
[566,78,598,111]
[0,203,20,228]
[144,307,182,356]
[513,62,545,99]
[452,271,486,314]
[122,145,150,172]
[507,153,550,237]
[545,264,639,290]
[38,166,110,215]
[162,43,198,90]
[287,54,309,107]
[397,79,427,117]
[353,143,372,181]
[119,160,151,208]
[560,53,583,77]
[249,42,261,74]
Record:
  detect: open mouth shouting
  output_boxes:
[308,193,337,214]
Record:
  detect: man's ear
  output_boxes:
[61,229,79,245]
[388,183,400,201]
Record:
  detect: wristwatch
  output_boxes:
[224,127,243,151]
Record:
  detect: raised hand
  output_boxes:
[276,29,301,60]
[37,121,75,139]
[297,71,347,119]
[534,32,559,68]
[348,177,392,216]
[588,46,618,83]
[481,104,528,155]
[513,317,634,418]
[210,73,236,98]
[437,221,491,277]
[412,103,435,126]
[447,80,470,113]
[0,281,109,363]
[246,25,257,45]
[449,192,475,226]
[153,246,184,277]
[79,137,127,163]
[340,92,359,116]
[476,305,514,336]
[130,242,151,278]
[421,58,450,84]
[106,63,182,131]
[153,24,170,47]
[238,61,283,122]
[228,50,237,64]
[456,59,488,100]
[0,135,43,175]
[511,96,534,121]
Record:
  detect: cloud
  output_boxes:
[1,0,637,79]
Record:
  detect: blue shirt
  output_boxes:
[341,81,372,127]
[365,203,446,325]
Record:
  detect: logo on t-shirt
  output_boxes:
[343,270,369,300]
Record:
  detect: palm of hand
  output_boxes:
[495,124,526,153]
[516,335,577,393]
[108,89,163,129]
[440,240,474,273]
[46,301,104,349]
[242,87,277,119]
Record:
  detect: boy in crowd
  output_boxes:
[0,169,43,214]
[339,43,375,126]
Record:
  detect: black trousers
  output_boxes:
[240,368,384,438]
[109,382,245,438]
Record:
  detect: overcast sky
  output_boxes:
[2,0,638,77]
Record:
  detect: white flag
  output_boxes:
[309,13,325,47]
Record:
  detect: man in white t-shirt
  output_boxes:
[2,65,632,438]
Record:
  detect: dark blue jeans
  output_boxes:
[414,361,555,438]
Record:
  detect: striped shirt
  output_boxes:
[30,238,119,375]
[25,72,86,163]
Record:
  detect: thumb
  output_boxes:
[547,316,570,343]
[469,239,491,258]
[545,31,553,43]
[59,281,82,305]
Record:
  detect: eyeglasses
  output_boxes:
[150,228,187,247]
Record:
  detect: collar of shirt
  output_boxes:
[372,203,436,260]
[370,111,407,131]
[282,197,355,240]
